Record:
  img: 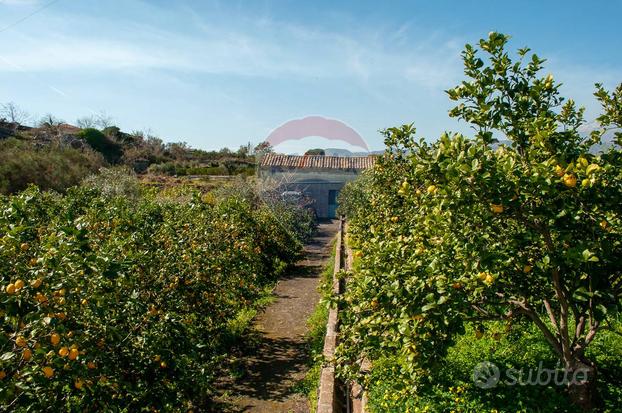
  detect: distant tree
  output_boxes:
[0,102,29,125]
[237,143,253,158]
[166,142,190,161]
[304,148,325,156]
[254,141,273,154]
[76,116,96,129]
[38,114,63,128]
[75,112,114,130]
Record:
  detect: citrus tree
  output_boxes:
[0,178,313,411]
[336,33,621,410]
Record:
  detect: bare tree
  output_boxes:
[38,114,63,128]
[76,116,96,129]
[95,111,113,129]
[1,102,29,124]
[75,111,114,130]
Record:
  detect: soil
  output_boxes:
[218,219,339,413]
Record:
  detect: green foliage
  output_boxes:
[81,167,144,200]
[366,319,622,413]
[148,161,255,177]
[78,128,124,164]
[336,33,622,410]
[304,149,326,156]
[0,138,105,195]
[0,181,314,411]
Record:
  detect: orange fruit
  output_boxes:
[523,265,532,273]
[20,243,29,252]
[30,278,43,289]
[22,348,32,361]
[50,333,61,346]
[490,204,504,214]
[0,371,6,380]
[68,348,79,361]
[5,284,16,295]
[42,366,54,378]
[14,280,25,290]
[58,347,69,357]
[87,361,96,369]
[75,379,84,390]
[15,336,27,348]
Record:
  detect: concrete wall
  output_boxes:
[260,168,362,218]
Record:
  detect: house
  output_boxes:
[259,153,376,218]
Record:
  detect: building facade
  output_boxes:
[259,154,376,218]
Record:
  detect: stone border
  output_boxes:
[317,218,344,413]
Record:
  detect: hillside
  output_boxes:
[0,119,257,194]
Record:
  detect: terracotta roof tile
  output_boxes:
[260,153,376,170]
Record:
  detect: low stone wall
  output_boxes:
[317,219,345,413]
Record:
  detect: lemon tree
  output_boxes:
[336,33,621,411]
[0,181,313,411]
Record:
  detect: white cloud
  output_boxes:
[0,4,466,91]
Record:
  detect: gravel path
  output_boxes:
[225,220,339,413]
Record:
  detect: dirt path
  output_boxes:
[224,219,339,413]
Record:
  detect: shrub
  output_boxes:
[0,182,313,410]
[78,128,123,164]
[0,138,105,194]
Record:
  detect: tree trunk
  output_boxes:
[567,359,598,411]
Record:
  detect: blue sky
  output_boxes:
[0,0,620,153]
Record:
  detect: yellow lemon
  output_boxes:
[20,243,29,252]
[427,185,437,194]
[14,280,25,291]
[58,347,69,357]
[30,278,42,289]
[484,274,495,285]
[50,333,61,346]
[5,284,16,295]
[22,348,32,361]
[554,165,565,177]
[68,348,79,361]
[562,174,577,188]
